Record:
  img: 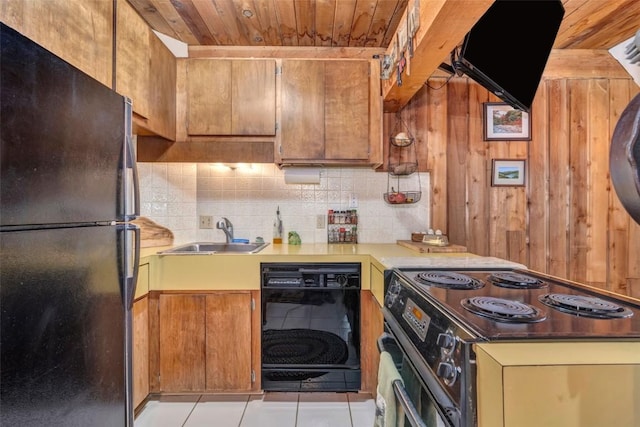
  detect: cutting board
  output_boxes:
[132,216,174,248]
[397,240,468,253]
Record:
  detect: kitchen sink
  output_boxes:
[159,241,269,255]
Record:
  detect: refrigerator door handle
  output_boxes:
[121,97,140,221]
[120,223,141,310]
[119,222,139,427]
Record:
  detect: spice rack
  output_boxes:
[327,209,358,243]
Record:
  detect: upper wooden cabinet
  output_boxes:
[186,59,276,136]
[115,0,150,120]
[116,0,176,141]
[0,0,113,87]
[279,60,379,165]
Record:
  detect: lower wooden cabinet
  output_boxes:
[133,296,149,408]
[205,293,252,391]
[133,262,150,409]
[156,292,255,393]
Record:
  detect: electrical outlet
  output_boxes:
[316,214,325,229]
[348,193,358,208]
[199,215,213,229]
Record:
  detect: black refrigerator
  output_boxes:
[0,23,139,426]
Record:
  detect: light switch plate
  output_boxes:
[316,214,325,229]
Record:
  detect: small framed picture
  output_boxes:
[492,159,526,187]
[483,102,531,141]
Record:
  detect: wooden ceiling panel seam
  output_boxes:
[294,0,316,46]
[170,0,220,44]
[214,0,253,45]
[381,0,407,48]
[332,0,357,47]
[228,0,269,46]
[250,0,283,45]
[314,0,336,47]
[348,0,377,47]
[365,0,398,48]
[274,0,299,45]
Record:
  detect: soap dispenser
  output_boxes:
[273,206,283,244]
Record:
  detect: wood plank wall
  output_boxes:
[385,76,640,298]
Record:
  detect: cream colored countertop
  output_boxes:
[137,242,516,292]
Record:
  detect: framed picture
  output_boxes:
[492,159,526,187]
[483,102,531,140]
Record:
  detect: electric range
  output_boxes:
[381,267,640,427]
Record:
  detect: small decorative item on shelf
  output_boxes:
[327,209,358,243]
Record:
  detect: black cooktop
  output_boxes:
[396,268,640,340]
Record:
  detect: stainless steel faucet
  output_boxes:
[216,217,234,243]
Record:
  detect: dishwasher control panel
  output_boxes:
[261,262,361,289]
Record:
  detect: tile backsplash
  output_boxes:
[137,162,430,245]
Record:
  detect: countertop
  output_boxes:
[137,242,523,293]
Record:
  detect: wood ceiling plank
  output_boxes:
[332,0,356,47]
[207,0,251,45]
[251,0,283,45]
[127,0,178,39]
[382,0,407,47]
[366,0,400,47]
[554,0,640,49]
[229,0,268,45]
[189,0,232,44]
[169,0,218,44]
[349,0,376,47]
[275,0,299,45]
[295,0,315,46]
[315,0,336,47]
[382,0,494,112]
[144,0,200,45]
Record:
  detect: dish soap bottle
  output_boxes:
[273,206,283,244]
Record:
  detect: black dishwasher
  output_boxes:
[261,262,361,392]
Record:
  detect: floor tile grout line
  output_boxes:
[180,394,202,427]
[235,394,251,427]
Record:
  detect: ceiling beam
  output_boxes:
[382,0,494,112]
[189,45,385,60]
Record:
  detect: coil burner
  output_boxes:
[487,272,547,289]
[413,271,484,290]
[461,296,546,323]
[539,294,634,319]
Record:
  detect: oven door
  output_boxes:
[378,324,457,427]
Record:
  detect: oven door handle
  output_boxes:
[377,333,427,427]
[392,379,428,427]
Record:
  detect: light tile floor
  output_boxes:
[135,392,376,427]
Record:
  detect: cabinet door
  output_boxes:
[133,296,149,409]
[205,293,253,391]
[280,60,325,159]
[0,0,113,87]
[187,59,232,135]
[187,59,276,136]
[115,0,151,119]
[232,60,276,135]
[158,294,206,392]
[325,61,370,160]
[144,32,176,140]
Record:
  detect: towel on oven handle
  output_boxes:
[375,351,403,427]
